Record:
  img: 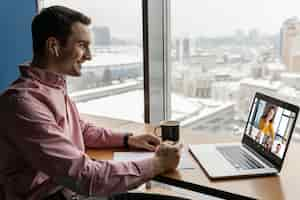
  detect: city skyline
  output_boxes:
[40,0,300,134]
[42,0,300,39]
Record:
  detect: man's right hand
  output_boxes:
[152,143,182,175]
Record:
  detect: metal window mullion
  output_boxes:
[143,0,169,124]
[163,0,171,120]
[142,0,150,123]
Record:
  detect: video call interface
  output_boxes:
[245,98,296,159]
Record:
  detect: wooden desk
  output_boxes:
[84,114,300,200]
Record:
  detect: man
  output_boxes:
[0,6,180,200]
[275,143,281,155]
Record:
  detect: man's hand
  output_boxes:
[153,143,182,175]
[128,134,161,151]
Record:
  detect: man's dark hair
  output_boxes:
[32,6,91,57]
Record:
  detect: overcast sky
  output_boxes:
[42,0,300,39]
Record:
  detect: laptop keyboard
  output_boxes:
[217,146,265,170]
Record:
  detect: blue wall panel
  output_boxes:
[0,1,36,91]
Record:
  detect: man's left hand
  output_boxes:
[128,134,161,151]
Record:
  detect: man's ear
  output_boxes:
[46,37,60,57]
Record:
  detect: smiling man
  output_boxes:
[0,6,180,200]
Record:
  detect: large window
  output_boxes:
[39,0,144,122]
[169,0,300,136]
[39,1,300,137]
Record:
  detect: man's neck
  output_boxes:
[31,56,59,74]
[31,56,48,68]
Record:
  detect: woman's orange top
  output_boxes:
[259,118,275,140]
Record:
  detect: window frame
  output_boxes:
[142,0,171,123]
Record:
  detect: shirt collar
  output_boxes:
[19,64,66,89]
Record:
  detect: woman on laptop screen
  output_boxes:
[255,105,277,151]
[250,99,298,159]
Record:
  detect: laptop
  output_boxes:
[189,92,299,179]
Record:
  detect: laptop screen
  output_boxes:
[242,92,299,170]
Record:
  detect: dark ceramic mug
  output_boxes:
[154,120,180,142]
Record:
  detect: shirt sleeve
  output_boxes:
[5,96,155,197]
[79,118,125,148]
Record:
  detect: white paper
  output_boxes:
[113,151,195,169]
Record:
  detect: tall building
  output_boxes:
[248,29,260,44]
[175,39,181,61]
[182,38,190,60]
[280,17,300,73]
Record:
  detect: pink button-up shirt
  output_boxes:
[0,65,154,200]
